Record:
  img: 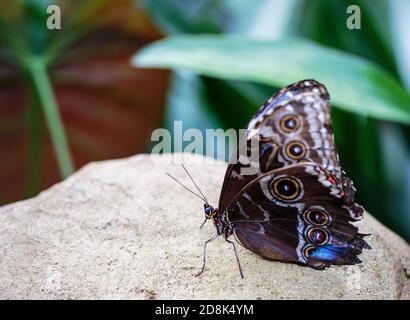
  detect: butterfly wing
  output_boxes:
[225,163,369,269]
[219,80,340,211]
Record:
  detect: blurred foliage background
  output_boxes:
[1,0,409,243]
[0,0,169,204]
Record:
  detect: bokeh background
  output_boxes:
[1,0,409,242]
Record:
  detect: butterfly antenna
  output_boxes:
[181,164,209,205]
[166,173,206,202]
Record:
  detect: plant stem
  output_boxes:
[26,56,74,178]
[25,87,44,197]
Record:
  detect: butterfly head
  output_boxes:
[203,203,226,235]
[204,203,217,220]
[201,203,220,228]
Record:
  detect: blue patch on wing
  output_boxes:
[311,245,349,261]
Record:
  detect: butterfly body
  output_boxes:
[196,80,370,276]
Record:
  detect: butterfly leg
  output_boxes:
[224,236,244,279]
[199,217,208,229]
[195,234,220,277]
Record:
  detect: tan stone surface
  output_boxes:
[0,153,409,299]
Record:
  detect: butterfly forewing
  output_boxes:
[219,80,341,212]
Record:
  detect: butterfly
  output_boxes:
[169,79,370,278]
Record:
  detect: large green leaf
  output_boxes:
[133,35,410,124]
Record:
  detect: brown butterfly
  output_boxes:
[169,80,370,278]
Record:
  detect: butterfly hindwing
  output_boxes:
[225,163,369,269]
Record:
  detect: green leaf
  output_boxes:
[133,35,410,124]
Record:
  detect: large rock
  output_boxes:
[0,153,409,299]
